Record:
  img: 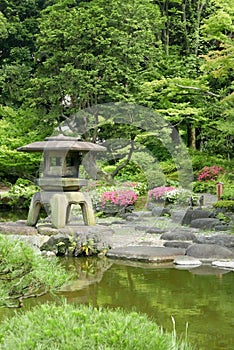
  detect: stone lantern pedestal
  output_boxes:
[17,135,106,229]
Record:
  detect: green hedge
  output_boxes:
[213,200,234,212]
[0,303,192,350]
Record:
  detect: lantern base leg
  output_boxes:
[27,191,96,228]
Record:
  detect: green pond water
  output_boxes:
[58,258,234,350]
[2,257,231,350]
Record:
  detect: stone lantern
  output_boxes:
[17,135,106,228]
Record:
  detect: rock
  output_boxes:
[214,225,230,231]
[135,225,151,231]
[133,211,152,218]
[181,209,212,226]
[171,210,188,224]
[37,225,59,236]
[152,207,170,217]
[0,221,38,235]
[40,233,73,255]
[174,255,202,266]
[186,243,234,260]
[41,250,56,257]
[161,230,196,241]
[106,246,186,262]
[146,227,166,234]
[194,234,234,248]
[40,225,113,257]
[190,218,220,229]
[212,260,234,270]
[9,234,49,248]
[164,241,191,249]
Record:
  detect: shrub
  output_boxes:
[192,180,217,194]
[0,178,39,209]
[100,189,138,213]
[213,200,234,212]
[197,166,225,182]
[148,186,176,202]
[221,186,234,200]
[0,303,193,350]
[0,235,69,308]
[148,187,198,206]
[164,188,198,206]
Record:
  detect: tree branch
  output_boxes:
[174,83,220,98]
[111,139,135,178]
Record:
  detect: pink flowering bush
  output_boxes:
[101,189,138,213]
[99,189,138,214]
[148,186,176,202]
[197,166,225,182]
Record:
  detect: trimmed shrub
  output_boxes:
[0,303,193,350]
[213,200,234,212]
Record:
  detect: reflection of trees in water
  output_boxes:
[60,257,113,292]
[95,263,234,350]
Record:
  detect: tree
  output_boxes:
[24,0,163,122]
[200,0,234,157]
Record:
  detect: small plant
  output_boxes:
[81,238,97,256]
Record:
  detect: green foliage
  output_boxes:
[0,302,193,350]
[0,235,69,308]
[213,200,234,212]
[1,178,39,209]
[221,185,234,200]
[190,151,229,173]
[192,180,217,194]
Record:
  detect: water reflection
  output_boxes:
[59,257,234,350]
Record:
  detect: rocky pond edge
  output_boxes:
[0,206,234,272]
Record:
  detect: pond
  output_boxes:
[59,258,234,350]
[0,209,233,349]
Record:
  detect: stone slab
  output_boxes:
[0,221,38,235]
[106,246,186,262]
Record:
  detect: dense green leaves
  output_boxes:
[0,0,233,182]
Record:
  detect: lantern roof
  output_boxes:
[17,134,106,153]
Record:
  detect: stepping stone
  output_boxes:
[146,228,165,234]
[106,246,186,262]
[0,221,38,235]
[174,255,202,266]
[186,243,234,260]
[161,231,196,241]
[212,260,234,270]
[164,241,191,249]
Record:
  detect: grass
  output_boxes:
[0,302,193,350]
